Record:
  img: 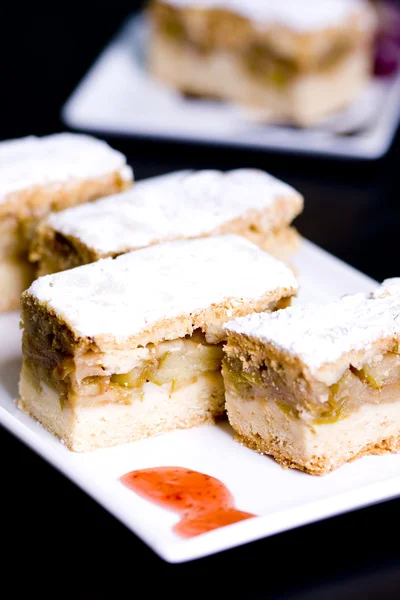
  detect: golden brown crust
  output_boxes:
[30,187,303,276]
[234,430,400,476]
[2,170,131,258]
[32,225,301,277]
[21,284,296,361]
[0,169,131,221]
[213,195,303,238]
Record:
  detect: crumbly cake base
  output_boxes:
[234,431,400,477]
[0,256,35,312]
[149,33,371,126]
[225,392,400,475]
[19,364,225,452]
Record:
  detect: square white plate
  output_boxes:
[2,239,400,563]
[62,14,400,160]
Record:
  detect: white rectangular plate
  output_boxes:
[62,14,400,160]
[2,240,400,563]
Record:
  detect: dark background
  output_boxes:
[1,3,400,597]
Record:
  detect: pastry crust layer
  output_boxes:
[227,390,400,475]
[30,169,303,275]
[23,235,298,351]
[33,225,300,277]
[235,430,400,476]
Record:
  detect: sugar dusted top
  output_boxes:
[225,279,400,385]
[0,133,132,203]
[46,169,302,255]
[27,235,298,341]
[160,0,371,33]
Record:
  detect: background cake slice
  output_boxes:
[0,133,132,311]
[31,168,303,276]
[223,279,400,475]
[19,235,298,452]
[148,0,377,126]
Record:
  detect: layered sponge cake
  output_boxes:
[0,133,132,311]
[223,279,400,475]
[19,235,298,452]
[30,169,303,276]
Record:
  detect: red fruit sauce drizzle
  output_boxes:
[120,466,255,538]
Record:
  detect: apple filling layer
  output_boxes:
[223,347,400,427]
[26,330,224,410]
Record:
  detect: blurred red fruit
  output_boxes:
[374,0,400,76]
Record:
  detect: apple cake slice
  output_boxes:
[223,279,400,475]
[148,0,377,126]
[30,168,303,276]
[19,234,298,452]
[0,133,132,311]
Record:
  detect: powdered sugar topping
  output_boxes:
[162,0,371,32]
[0,133,132,204]
[46,169,302,255]
[28,235,298,341]
[225,279,400,384]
